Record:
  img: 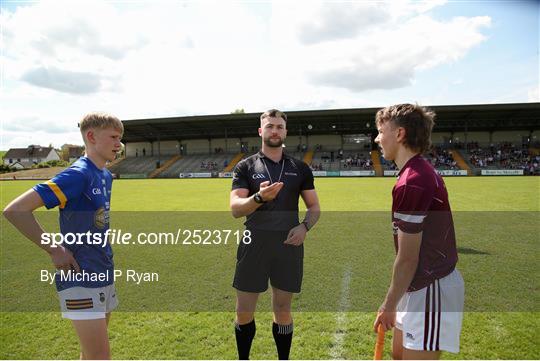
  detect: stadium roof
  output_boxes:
[121,102,540,142]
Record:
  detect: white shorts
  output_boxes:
[396,269,464,353]
[58,284,119,320]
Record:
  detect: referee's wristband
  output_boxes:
[253,192,265,204]
[301,221,310,232]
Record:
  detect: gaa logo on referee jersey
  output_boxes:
[94,207,109,229]
[252,173,266,179]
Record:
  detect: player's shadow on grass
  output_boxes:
[457,247,490,255]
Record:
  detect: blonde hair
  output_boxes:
[79,112,123,140]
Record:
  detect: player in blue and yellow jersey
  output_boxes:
[3,112,123,360]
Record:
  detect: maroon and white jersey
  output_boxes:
[392,154,458,291]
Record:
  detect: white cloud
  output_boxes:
[295,2,391,45]
[0,0,499,148]
[299,14,490,92]
[21,66,103,94]
[3,115,74,133]
[1,130,82,150]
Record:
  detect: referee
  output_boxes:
[230,109,320,360]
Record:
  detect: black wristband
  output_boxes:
[301,221,310,232]
[253,192,265,204]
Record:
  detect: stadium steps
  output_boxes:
[148,155,182,178]
[303,150,314,165]
[370,150,383,176]
[223,152,245,172]
[451,149,473,175]
[109,156,162,175]
[106,157,124,169]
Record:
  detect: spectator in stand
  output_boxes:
[468,142,535,170]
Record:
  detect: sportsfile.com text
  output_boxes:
[40,229,253,248]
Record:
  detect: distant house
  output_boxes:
[7,161,25,170]
[4,145,60,169]
[60,144,85,162]
[68,146,85,162]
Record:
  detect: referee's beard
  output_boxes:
[263,136,284,148]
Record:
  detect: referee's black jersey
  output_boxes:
[232,151,315,231]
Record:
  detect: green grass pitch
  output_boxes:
[1,177,539,359]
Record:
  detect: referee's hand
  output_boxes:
[259,181,283,201]
[284,224,307,246]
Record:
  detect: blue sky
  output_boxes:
[1,0,538,148]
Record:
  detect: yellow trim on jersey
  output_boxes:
[45,181,67,209]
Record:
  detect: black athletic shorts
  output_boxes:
[233,229,304,293]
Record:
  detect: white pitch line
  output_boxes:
[329,266,352,360]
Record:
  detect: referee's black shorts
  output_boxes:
[233,228,304,293]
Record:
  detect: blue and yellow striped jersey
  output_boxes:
[33,156,114,291]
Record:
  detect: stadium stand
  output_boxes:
[447,149,472,175]
[108,103,538,177]
[157,153,232,178]
[236,151,305,164]
[108,142,540,177]
[310,150,373,171]
[462,142,540,175]
[370,150,383,176]
[376,145,468,173]
[223,153,245,172]
[148,155,182,178]
[106,156,125,169]
[425,146,459,170]
[109,156,163,175]
[227,150,306,167]
[110,151,312,178]
[303,150,314,165]
[380,157,398,171]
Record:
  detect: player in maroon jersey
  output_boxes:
[373,104,464,360]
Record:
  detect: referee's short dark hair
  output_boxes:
[376,103,435,153]
[260,109,287,122]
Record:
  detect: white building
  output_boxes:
[4,145,61,169]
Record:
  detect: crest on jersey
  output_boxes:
[94,207,109,229]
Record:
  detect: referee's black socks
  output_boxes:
[235,319,256,360]
[272,322,293,360]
